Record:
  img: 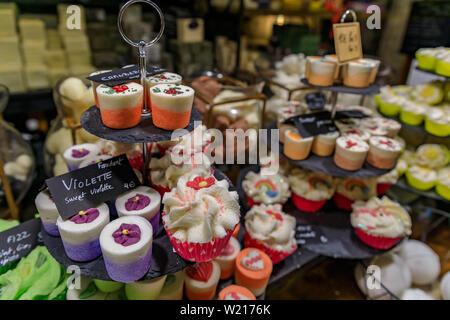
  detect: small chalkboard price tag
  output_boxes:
[333,22,363,64]
[45,154,141,220]
[86,65,166,86]
[295,224,328,246]
[0,218,41,268]
[334,109,369,119]
[292,111,339,138]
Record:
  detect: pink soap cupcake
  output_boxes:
[351,196,411,249]
[288,168,335,212]
[244,204,297,264]
[333,177,377,211]
[162,173,240,262]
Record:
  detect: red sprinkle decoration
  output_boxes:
[380,140,392,147]
[112,85,129,93]
[267,210,283,221]
[155,74,168,79]
[164,88,182,95]
[346,140,358,148]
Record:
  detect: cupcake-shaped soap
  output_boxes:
[311,131,339,157]
[334,136,369,171]
[351,196,411,249]
[340,128,370,142]
[405,165,437,191]
[235,248,273,296]
[376,169,399,195]
[35,189,60,236]
[333,177,377,211]
[150,84,194,130]
[100,216,153,283]
[145,72,182,88]
[63,143,100,171]
[436,167,450,200]
[218,285,256,300]
[157,271,185,300]
[162,173,240,262]
[214,236,241,279]
[184,261,220,300]
[288,168,335,212]
[415,144,449,169]
[96,82,144,129]
[283,129,313,160]
[57,203,110,262]
[342,60,374,88]
[115,186,161,234]
[305,56,337,87]
[244,204,297,264]
[367,136,402,170]
[125,275,167,300]
[242,171,290,207]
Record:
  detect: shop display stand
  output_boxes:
[393,177,449,204]
[237,166,398,261]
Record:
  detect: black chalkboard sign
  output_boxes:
[86,65,166,86]
[45,154,141,220]
[334,109,369,119]
[0,218,41,268]
[292,111,339,138]
[401,1,450,56]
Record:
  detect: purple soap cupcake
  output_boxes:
[35,189,60,236]
[62,143,101,171]
[115,186,161,233]
[57,203,110,262]
[100,216,153,283]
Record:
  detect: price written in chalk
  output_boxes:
[333,22,363,63]
[0,218,41,268]
[46,154,141,220]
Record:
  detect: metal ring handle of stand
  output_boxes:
[340,9,357,23]
[117,0,165,186]
[117,0,165,115]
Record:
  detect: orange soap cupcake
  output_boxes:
[184,261,221,300]
[145,72,182,106]
[214,237,241,279]
[218,285,256,300]
[235,248,273,297]
[367,136,402,170]
[342,61,374,88]
[96,82,143,129]
[284,129,313,160]
[150,84,194,130]
[311,131,340,156]
[305,56,337,87]
[334,136,369,171]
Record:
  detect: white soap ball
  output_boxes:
[16,154,32,170]
[355,253,412,299]
[82,86,96,108]
[4,161,28,176]
[401,288,434,300]
[59,77,87,102]
[398,240,441,285]
[441,272,450,300]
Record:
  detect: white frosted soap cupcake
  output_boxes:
[125,275,167,300]
[214,237,241,279]
[145,72,182,88]
[115,186,161,233]
[96,82,144,129]
[242,171,290,207]
[367,136,402,170]
[57,203,110,262]
[150,84,194,130]
[334,136,369,171]
[100,216,153,283]
[63,143,100,171]
[35,189,60,236]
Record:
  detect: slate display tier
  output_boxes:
[300,78,381,95]
[236,165,393,260]
[393,177,449,204]
[41,168,233,281]
[80,106,202,143]
[266,122,392,178]
[415,66,450,79]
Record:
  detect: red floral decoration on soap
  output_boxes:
[186,176,215,190]
[379,140,393,147]
[164,88,182,95]
[346,140,358,148]
[186,261,213,282]
[70,208,99,224]
[267,210,283,221]
[112,85,129,93]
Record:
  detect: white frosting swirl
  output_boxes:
[288,168,335,200]
[242,171,290,204]
[245,204,296,252]
[162,174,240,243]
[408,165,437,183]
[377,169,399,184]
[437,167,450,187]
[351,196,412,238]
[415,144,449,169]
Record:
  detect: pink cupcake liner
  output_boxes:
[292,192,327,213]
[354,228,401,250]
[333,192,354,211]
[162,211,235,262]
[246,195,261,208]
[148,175,171,198]
[244,231,297,264]
[376,183,392,196]
[128,153,143,171]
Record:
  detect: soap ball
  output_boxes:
[441,271,450,300]
[355,253,412,299]
[401,288,434,300]
[59,77,88,102]
[398,240,441,285]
